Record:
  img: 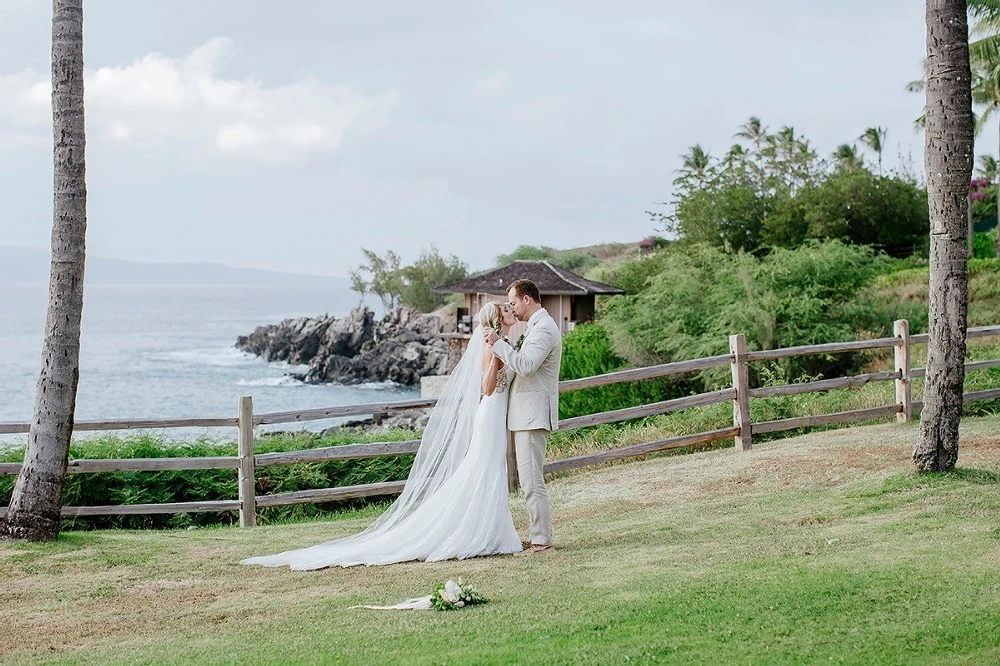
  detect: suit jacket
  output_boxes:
[491,309,562,432]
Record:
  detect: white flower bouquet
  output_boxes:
[429,578,488,611]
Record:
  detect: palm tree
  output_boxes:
[963,1,1000,251]
[1,0,88,541]
[913,0,974,473]
[968,0,1000,67]
[907,4,999,252]
[969,61,1000,252]
[858,126,888,174]
[833,144,864,171]
[734,116,768,150]
[674,144,713,185]
[976,153,998,180]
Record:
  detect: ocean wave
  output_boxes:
[354,380,405,390]
[270,360,309,371]
[235,376,305,387]
[150,347,255,367]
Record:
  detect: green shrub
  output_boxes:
[599,240,927,387]
[972,229,998,259]
[661,119,929,255]
[794,169,929,252]
[0,429,418,530]
[558,323,683,419]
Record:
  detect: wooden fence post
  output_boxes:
[506,434,520,493]
[893,319,912,422]
[238,396,257,527]
[729,334,752,451]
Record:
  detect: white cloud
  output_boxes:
[0,36,398,160]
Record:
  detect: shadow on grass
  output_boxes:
[858,467,1000,498]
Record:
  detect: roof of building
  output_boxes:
[433,260,626,296]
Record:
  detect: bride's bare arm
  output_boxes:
[482,348,501,396]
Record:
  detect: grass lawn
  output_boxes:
[2,416,999,665]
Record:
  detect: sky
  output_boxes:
[0,0,991,277]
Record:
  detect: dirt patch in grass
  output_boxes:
[962,434,1000,454]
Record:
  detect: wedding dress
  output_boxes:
[241,332,522,569]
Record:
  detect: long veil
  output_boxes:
[241,329,488,567]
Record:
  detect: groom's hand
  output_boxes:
[484,328,500,346]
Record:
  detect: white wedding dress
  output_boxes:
[242,333,522,570]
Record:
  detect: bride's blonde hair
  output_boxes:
[478,301,505,332]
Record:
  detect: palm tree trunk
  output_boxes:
[913,0,973,473]
[996,123,1000,257]
[969,194,974,257]
[1,0,87,541]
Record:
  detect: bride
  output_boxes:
[241,302,523,569]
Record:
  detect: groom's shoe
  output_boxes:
[515,543,554,556]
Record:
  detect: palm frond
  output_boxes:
[969,0,1000,22]
[976,153,998,180]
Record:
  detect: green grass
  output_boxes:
[2,415,999,665]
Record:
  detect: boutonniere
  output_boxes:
[501,333,525,350]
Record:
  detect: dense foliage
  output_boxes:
[593,240,928,386]
[558,324,683,420]
[349,245,468,312]
[0,429,417,529]
[655,118,930,254]
[973,229,999,258]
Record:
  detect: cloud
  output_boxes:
[0,36,398,160]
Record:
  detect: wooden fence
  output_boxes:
[2,319,999,527]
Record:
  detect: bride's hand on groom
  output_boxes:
[483,328,501,346]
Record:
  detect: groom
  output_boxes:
[484,279,562,554]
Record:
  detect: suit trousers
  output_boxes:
[513,428,553,545]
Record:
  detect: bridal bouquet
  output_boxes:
[429,578,488,611]
[349,577,488,611]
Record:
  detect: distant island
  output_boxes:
[0,246,349,287]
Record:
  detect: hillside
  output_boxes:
[871,258,1000,327]
[2,416,999,664]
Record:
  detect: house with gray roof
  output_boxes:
[433,260,625,336]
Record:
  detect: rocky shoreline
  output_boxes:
[235,306,454,386]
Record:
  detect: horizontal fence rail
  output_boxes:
[909,324,1000,344]
[1,319,998,524]
[747,372,899,399]
[255,440,422,467]
[254,481,407,508]
[0,455,240,477]
[558,354,732,392]
[744,336,899,361]
[751,405,903,435]
[557,389,734,431]
[543,427,740,474]
[911,357,1000,378]
[0,500,240,519]
[253,398,439,426]
[0,417,237,436]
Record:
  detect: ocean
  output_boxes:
[0,283,418,447]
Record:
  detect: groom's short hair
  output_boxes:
[509,279,540,304]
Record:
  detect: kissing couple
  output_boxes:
[243,278,563,569]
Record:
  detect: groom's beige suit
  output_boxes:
[490,308,561,546]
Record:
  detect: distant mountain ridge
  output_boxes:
[0,246,348,287]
